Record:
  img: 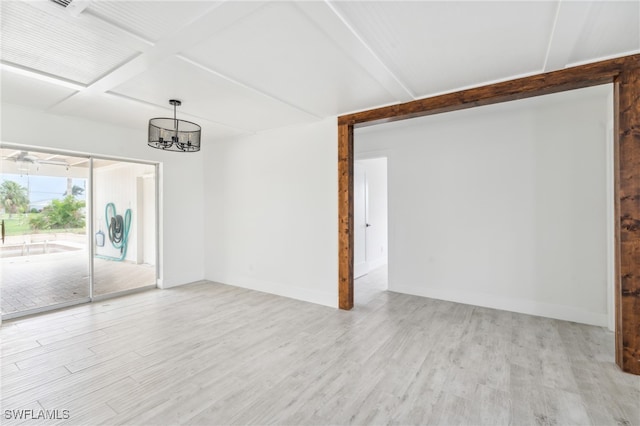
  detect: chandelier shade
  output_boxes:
[148,100,201,152]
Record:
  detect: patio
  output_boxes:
[1,240,155,316]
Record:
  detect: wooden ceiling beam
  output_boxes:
[338,55,636,127]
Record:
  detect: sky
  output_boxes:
[1,174,87,210]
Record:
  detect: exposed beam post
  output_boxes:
[338,122,354,310]
[616,59,640,375]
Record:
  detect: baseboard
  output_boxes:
[391,284,608,327]
[160,278,206,289]
[205,275,338,308]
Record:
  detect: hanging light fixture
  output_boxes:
[148,100,201,152]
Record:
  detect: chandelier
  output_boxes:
[148,100,201,152]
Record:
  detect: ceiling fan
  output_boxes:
[2,151,69,167]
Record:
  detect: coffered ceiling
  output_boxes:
[1,0,638,143]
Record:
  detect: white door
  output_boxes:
[354,162,369,278]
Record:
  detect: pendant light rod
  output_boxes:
[169,99,181,120]
[169,99,181,131]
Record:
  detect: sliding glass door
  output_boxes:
[0,147,158,318]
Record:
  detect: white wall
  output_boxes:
[203,118,338,307]
[354,158,388,271]
[355,89,611,326]
[94,162,155,264]
[1,103,205,288]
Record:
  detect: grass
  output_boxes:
[1,213,35,236]
[0,213,85,236]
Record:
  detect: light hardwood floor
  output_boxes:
[1,271,639,425]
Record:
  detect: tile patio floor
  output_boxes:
[1,249,155,316]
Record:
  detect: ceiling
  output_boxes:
[0,148,126,173]
[1,1,638,143]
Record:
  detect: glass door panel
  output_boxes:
[92,160,156,296]
[1,148,90,316]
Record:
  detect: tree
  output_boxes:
[63,178,84,197]
[29,195,85,230]
[0,180,29,217]
[71,185,84,197]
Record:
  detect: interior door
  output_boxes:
[354,162,368,278]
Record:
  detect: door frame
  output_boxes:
[337,54,640,375]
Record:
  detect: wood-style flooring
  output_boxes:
[1,268,638,425]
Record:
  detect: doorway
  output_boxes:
[353,157,388,305]
[337,55,639,375]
